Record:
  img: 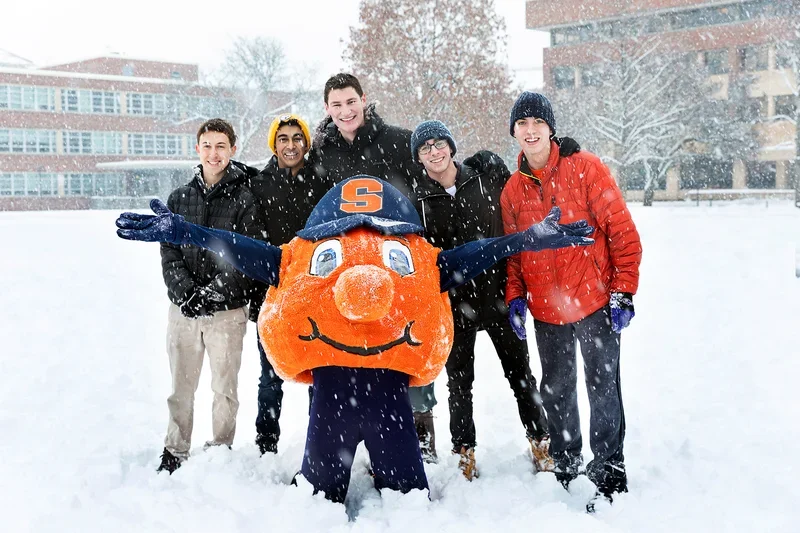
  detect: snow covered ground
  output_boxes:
[1,200,799,532]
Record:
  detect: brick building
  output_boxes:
[0,54,290,210]
[526,0,799,201]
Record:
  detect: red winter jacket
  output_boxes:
[501,142,642,325]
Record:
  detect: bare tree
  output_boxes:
[552,35,761,205]
[345,0,515,158]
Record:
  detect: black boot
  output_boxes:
[157,448,182,474]
[413,410,437,463]
[255,432,278,455]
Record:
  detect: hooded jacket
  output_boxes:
[308,104,416,199]
[500,141,642,325]
[414,159,510,331]
[160,162,261,312]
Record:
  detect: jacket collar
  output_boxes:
[313,103,384,151]
[193,161,245,196]
[516,140,560,185]
[263,154,309,182]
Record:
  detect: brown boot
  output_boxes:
[455,446,479,481]
[529,435,556,473]
[413,410,438,463]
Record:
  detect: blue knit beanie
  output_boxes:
[509,92,556,137]
[410,120,457,163]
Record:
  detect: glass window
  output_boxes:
[739,45,768,72]
[746,161,776,189]
[680,157,733,189]
[553,66,575,89]
[0,130,8,152]
[775,95,797,117]
[580,64,603,87]
[704,49,729,75]
[741,96,767,122]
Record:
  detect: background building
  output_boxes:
[0,54,293,210]
[526,0,800,202]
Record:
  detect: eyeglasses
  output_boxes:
[418,139,449,156]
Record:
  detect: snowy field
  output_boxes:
[1,200,799,533]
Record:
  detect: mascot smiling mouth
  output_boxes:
[299,317,422,356]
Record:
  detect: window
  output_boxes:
[63,131,92,154]
[128,133,188,155]
[126,92,169,116]
[0,85,55,111]
[703,49,729,75]
[580,64,603,87]
[63,173,124,196]
[0,129,56,153]
[553,66,575,89]
[739,45,768,72]
[0,173,58,196]
[776,42,799,69]
[746,161,776,189]
[774,95,797,117]
[741,96,767,122]
[680,157,733,189]
[623,161,666,191]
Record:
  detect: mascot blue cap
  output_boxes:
[297,175,424,241]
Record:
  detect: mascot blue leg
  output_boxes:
[301,367,429,503]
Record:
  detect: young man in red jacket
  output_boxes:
[500,92,642,511]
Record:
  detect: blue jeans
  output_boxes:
[533,305,626,490]
[256,335,284,444]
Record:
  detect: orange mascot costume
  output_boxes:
[116,175,594,504]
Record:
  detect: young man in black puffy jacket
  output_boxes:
[246,114,329,455]
[157,119,261,473]
[409,120,581,480]
[308,73,438,461]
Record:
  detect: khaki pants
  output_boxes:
[164,304,248,458]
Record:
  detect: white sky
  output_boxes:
[4,0,549,89]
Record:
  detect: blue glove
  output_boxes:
[508,297,528,340]
[522,206,594,252]
[116,199,190,244]
[609,292,635,333]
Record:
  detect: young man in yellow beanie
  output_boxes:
[247,114,329,454]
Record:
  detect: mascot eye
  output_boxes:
[310,239,343,277]
[382,241,414,276]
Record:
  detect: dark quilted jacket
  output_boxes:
[246,155,329,321]
[160,162,261,312]
[501,142,642,325]
[308,104,416,198]
[413,159,511,332]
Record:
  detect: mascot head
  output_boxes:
[258,176,454,387]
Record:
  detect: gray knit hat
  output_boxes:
[509,92,556,137]
[410,120,457,163]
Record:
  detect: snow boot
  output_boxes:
[528,434,556,473]
[455,446,479,481]
[255,432,278,455]
[157,448,182,474]
[555,471,577,491]
[413,410,438,463]
[586,491,614,514]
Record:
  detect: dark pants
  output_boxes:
[446,324,549,451]
[256,335,284,444]
[300,367,428,503]
[533,305,626,490]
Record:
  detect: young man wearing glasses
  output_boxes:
[409,120,581,480]
[246,114,329,455]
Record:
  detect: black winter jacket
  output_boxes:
[246,155,329,321]
[160,162,261,313]
[308,104,416,198]
[413,159,511,332]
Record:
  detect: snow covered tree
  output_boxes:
[344,0,515,158]
[552,37,717,205]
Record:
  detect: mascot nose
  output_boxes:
[333,265,395,323]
